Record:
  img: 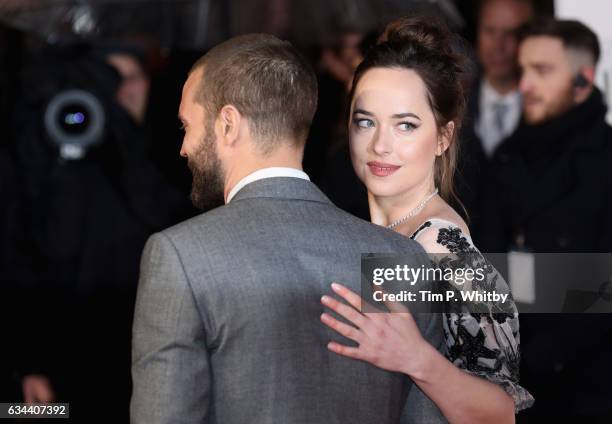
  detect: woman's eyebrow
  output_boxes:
[391,112,421,120]
[353,108,373,116]
[353,109,421,121]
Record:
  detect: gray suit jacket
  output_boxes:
[131,177,447,424]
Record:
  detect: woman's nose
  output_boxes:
[369,128,392,156]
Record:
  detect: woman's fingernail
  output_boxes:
[321,295,330,303]
[331,282,340,291]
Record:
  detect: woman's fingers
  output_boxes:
[372,286,418,334]
[331,282,384,315]
[372,285,411,314]
[320,313,361,342]
[321,293,367,327]
[321,283,429,375]
[327,341,363,360]
[330,282,362,310]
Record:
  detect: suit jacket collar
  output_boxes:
[466,74,483,122]
[226,167,310,203]
[230,176,332,205]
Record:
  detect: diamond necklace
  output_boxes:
[385,188,439,229]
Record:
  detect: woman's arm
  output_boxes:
[321,283,515,424]
[402,337,515,424]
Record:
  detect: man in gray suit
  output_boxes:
[131,33,446,424]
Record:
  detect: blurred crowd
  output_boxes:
[0,0,611,422]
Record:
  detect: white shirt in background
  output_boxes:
[475,78,522,157]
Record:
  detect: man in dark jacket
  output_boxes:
[1,148,56,405]
[481,18,612,422]
[483,18,612,252]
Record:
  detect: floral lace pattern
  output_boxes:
[411,218,534,412]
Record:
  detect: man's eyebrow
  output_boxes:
[527,61,553,70]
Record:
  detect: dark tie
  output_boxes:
[492,101,509,135]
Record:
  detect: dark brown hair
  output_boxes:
[350,16,467,211]
[518,18,600,65]
[477,0,535,26]
[190,34,318,153]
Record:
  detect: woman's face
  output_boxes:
[349,67,447,199]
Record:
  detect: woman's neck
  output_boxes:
[369,180,437,229]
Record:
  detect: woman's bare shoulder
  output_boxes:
[420,197,470,236]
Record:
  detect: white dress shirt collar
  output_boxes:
[226,167,310,203]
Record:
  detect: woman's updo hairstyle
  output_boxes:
[350,15,467,212]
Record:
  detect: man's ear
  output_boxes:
[574,67,595,103]
[436,121,454,156]
[216,105,241,146]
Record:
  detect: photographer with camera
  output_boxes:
[8,42,186,421]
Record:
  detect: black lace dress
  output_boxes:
[410,218,534,412]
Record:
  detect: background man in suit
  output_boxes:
[473,0,533,153]
[130,33,446,423]
[457,0,533,238]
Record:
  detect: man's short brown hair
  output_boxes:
[518,18,600,66]
[190,34,318,152]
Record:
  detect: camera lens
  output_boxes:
[58,106,90,135]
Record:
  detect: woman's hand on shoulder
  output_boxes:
[320,282,435,378]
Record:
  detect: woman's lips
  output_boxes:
[367,161,401,177]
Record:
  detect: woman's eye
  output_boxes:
[398,122,416,132]
[354,118,374,129]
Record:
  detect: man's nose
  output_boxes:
[493,33,506,51]
[518,74,531,95]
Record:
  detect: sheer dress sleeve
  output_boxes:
[412,220,535,412]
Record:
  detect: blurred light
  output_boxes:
[65,112,85,125]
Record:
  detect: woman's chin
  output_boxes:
[364,181,402,199]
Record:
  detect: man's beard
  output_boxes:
[524,83,575,125]
[187,131,225,211]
